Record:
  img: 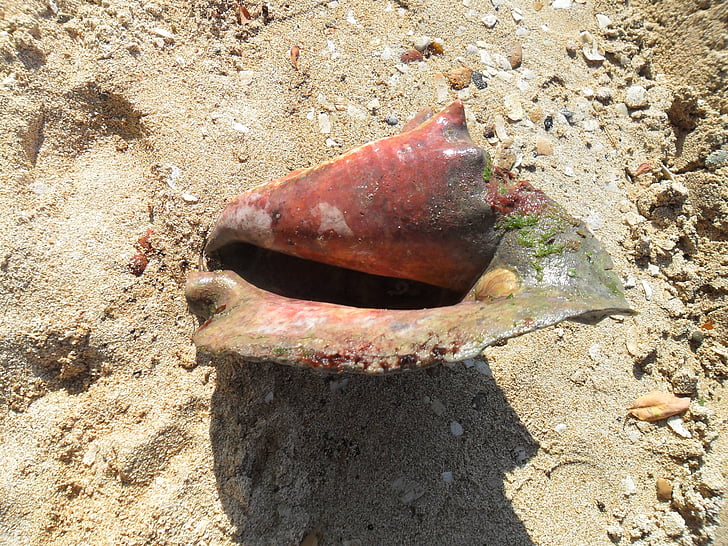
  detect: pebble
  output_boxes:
[482,14,498,28]
[181,192,198,203]
[554,423,567,434]
[565,40,578,57]
[385,114,399,125]
[614,102,629,117]
[511,8,523,22]
[504,93,524,121]
[413,36,432,52]
[442,471,454,483]
[367,98,381,113]
[535,137,553,155]
[705,148,728,169]
[656,478,673,501]
[689,329,704,347]
[447,67,472,90]
[450,421,464,436]
[595,87,612,103]
[544,115,553,131]
[561,108,574,124]
[506,42,523,69]
[625,85,649,109]
[471,71,487,89]
[552,0,571,8]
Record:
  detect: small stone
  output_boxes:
[659,512,686,538]
[471,71,487,89]
[595,87,612,103]
[450,421,464,436]
[705,148,728,169]
[625,85,649,109]
[385,114,399,126]
[614,102,629,117]
[446,67,472,90]
[689,329,704,347]
[528,107,544,123]
[552,0,571,8]
[504,93,524,121]
[442,471,454,483]
[511,9,523,22]
[561,108,574,124]
[566,40,578,57]
[544,115,553,130]
[506,42,523,69]
[413,36,432,52]
[181,192,198,203]
[554,423,567,433]
[367,98,381,112]
[656,478,673,501]
[482,13,498,28]
[535,137,553,155]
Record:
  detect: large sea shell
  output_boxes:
[186,100,632,373]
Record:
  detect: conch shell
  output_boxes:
[186,100,632,373]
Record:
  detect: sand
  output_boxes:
[1,0,726,544]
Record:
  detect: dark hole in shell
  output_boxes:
[210,242,468,310]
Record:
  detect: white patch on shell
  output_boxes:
[317,202,354,237]
[231,197,274,246]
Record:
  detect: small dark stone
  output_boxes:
[471,391,488,411]
[544,115,553,131]
[689,329,704,347]
[471,71,488,90]
[561,108,574,124]
[385,114,399,126]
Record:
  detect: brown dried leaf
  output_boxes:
[290,45,300,70]
[627,391,690,422]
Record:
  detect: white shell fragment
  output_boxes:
[482,14,498,28]
[641,279,653,301]
[667,416,692,438]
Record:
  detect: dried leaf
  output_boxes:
[701,319,714,330]
[627,391,691,422]
[290,45,300,70]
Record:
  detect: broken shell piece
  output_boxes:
[187,101,632,372]
[627,392,691,422]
